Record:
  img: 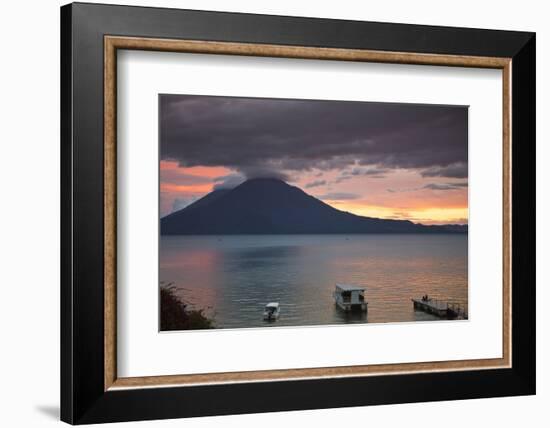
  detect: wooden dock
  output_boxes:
[412,298,468,320]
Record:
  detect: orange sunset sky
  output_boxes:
[160,95,468,225]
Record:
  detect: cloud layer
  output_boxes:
[160,95,468,179]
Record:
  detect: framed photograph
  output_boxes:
[61,2,535,424]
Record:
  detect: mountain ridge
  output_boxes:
[161,178,467,235]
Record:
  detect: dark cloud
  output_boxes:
[318,192,361,200]
[388,181,468,193]
[334,175,353,184]
[305,179,327,189]
[422,181,468,190]
[420,162,468,179]
[160,95,468,178]
[336,166,389,182]
[344,166,389,177]
[239,166,290,181]
[423,183,460,191]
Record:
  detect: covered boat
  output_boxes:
[333,284,368,312]
[263,302,280,321]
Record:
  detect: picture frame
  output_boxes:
[61,2,535,424]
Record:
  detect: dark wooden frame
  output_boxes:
[61,2,536,424]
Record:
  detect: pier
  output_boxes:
[412,297,468,320]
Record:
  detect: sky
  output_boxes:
[160,94,468,225]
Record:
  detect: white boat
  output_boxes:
[333,284,368,312]
[263,302,280,321]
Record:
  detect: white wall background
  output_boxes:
[0,0,546,427]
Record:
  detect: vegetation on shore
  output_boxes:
[160,283,214,331]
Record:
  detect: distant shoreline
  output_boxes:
[160,231,468,236]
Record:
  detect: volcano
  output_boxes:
[160,178,467,235]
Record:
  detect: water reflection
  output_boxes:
[334,309,368,324]
[160,234,468,329]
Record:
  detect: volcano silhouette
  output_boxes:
[161,178,467,235]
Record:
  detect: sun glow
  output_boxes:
[327,201,468,225]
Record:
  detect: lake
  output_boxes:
[160,234,468,329]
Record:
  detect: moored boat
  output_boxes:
[263,302,280,321]
[333,284,368,312]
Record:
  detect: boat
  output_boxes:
[263,302,280,321]
[333,284,368,312]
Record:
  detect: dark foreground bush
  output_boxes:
[160,284,214,331]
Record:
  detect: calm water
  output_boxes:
[160,234,468,329]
